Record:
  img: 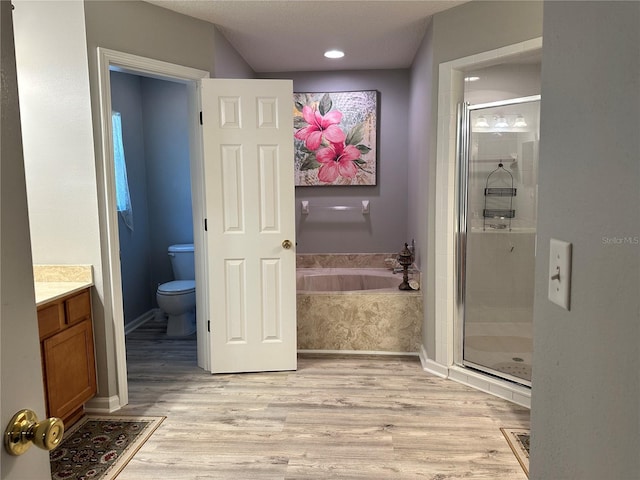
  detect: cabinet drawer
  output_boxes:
[37,303,63,339]
[65,290,91,326]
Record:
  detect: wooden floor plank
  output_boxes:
[116,320,530,479]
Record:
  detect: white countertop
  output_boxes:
[34,281,94,306]
[33,265,94,306]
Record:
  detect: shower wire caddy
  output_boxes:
[483,161,516,231]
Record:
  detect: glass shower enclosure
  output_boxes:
[457,95,540,386]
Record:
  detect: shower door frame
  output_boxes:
[455,95,541,388]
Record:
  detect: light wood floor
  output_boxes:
[117,320,530,479]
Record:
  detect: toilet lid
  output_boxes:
[157,280,195,295]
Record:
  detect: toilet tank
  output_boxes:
[168,244,195,280]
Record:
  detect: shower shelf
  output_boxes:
[484,187,517,197]
[483,209,515,219]
[483,162,515,231]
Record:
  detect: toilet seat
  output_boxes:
[157,280,195,296]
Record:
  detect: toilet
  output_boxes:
[156,243,196,337]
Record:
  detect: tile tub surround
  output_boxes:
[296,256,422,353]
[297,291,422,353]
[33,265,94,306]
[297,253,401,269]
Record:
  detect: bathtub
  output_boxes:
[295,263,422,354]
[296,268,401,293]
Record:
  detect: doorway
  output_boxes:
[111,71,193,333]
[110,70,195,356]
[97,48,210,408]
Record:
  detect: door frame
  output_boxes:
[96,48,210,408]
[428,37,542,407]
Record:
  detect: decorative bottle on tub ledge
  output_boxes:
[397,243,414,290]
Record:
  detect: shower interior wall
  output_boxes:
[465,62,541,228]
[259,69,411,254]
[110,71,193,325]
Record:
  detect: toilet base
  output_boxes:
[166,310,196,337]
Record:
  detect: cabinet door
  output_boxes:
[42,319,97,419]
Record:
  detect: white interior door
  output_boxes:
[1,2,51,476]
[201,79,297,374]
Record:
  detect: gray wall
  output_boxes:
[110,71,153,323]
[213,28,255,79]
[111,72,193,324]
[260,69,411,254]
[530,2,640,479]
[141,77,193,288]
[409,22,434,350]
[84,1,217,74]
[409,0,543,358]
[431,1,543,65]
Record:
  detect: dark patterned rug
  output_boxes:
[501,427,530,478]
[50,415,164,480]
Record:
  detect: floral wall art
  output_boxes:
[293,90,378,186]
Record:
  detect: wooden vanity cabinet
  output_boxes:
[37,288,97,427]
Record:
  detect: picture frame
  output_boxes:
[293,90,378,186]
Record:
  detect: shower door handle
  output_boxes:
[282,239,293,250]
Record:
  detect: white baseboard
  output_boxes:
[85,395,122,414]
[419,345,449,378]
[125,308,160,335]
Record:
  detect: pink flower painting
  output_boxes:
[316,142,361,183]
[293,91,377,186]
[294,106,345,151]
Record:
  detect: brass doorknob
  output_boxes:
[282,239,293,249]
[4,409,64,456]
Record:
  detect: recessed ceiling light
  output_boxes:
[324,49,345,59]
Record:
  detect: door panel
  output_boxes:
[1,2,52,476]
[460,97,540,386]
[201,79,296,374]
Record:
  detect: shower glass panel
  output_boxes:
[460,96,540,386]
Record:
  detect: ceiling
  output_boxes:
[144,1,469,72]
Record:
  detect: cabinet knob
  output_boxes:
[4,409,64,456]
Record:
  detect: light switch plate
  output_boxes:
[548,238,572,310]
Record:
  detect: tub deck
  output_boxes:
[296,267,419,293]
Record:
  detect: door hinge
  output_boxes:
[199,111,203,125]
[204,218,208,231]
[207,320,210,332]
